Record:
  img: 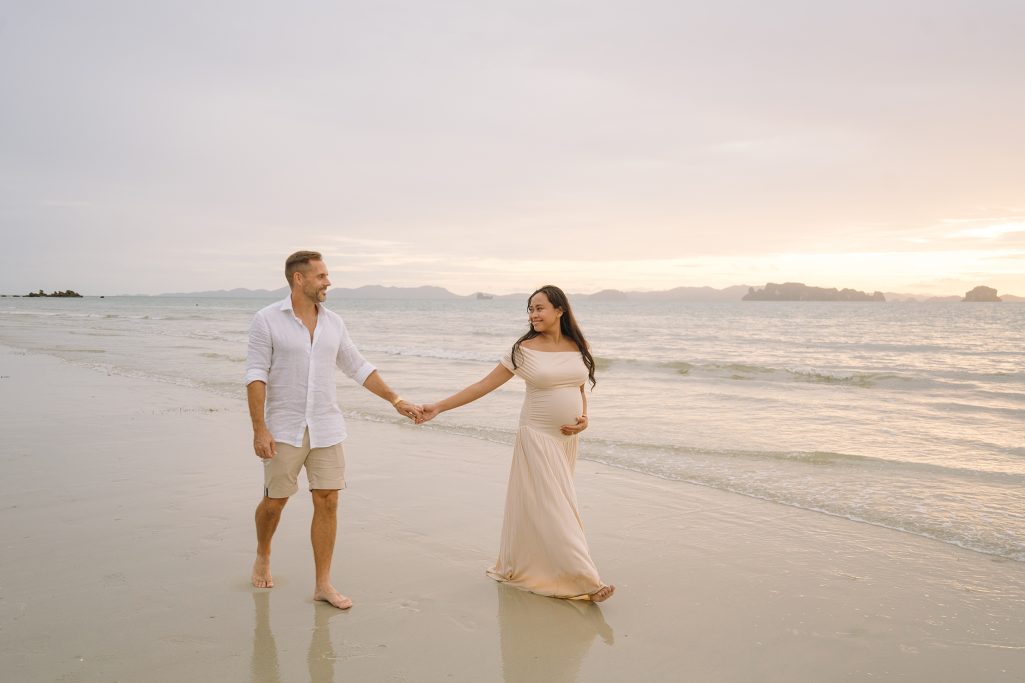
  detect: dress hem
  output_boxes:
[486,568,600,601]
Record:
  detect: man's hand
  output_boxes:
[253,425,277,459]
[394,399,424,423]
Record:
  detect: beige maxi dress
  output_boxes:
[487,347,605,599]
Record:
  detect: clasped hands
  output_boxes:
[391,399,436,424]
[393,399,587,434]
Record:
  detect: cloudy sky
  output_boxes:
[2,0,1024,295]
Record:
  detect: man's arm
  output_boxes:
[362,370,423,421]
[244,312,276,458]
[334,319,421,421]
[247,381,277,459]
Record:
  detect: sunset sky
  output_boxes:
[2,1,1023,296]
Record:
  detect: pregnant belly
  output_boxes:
[521,387,581,432]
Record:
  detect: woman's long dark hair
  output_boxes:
[511,285,596,389]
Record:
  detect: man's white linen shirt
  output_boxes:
[244,297,376,448]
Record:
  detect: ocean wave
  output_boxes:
[363,412,1025,561]
[785,368,906,387]
[597,356,1025,391]
[575,441,1025,561]
[157,314,222,321]
[599,356,933,388]
[974,389,1025,406]
[362,346,501,363]
[199,352,246,363]
[344,409,519,442]
[923,401,1025,419]
[183,330,249,343]
[39,346,107,354]
[0,309,66,317]
[586,438,1025,481]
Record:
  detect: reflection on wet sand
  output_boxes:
[308,603,337,681]
[250,592,282,683]
[251,592,339,682]
[498,584,614,683]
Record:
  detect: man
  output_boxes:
[244,250,421,609]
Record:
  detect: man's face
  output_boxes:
[298,260,331,303]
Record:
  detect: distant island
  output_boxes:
[25,289,83,298]
[158,284,754,302]
[144,283,1023,303]
[743,283,885,302]
[962,286,1002,302]
[158,284,457,300]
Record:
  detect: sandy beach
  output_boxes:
[1,343,1023,682]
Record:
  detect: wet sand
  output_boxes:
[1,344,1023,682]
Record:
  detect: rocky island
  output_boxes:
[25,289,84,298]
[743,282,885,302]
[962,286,1001,302]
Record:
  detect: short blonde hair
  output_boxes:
[284,251,323,286]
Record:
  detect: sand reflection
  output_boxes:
[250,592,282,683]
[497,585,614,683]
[307,603,338,681]
[251,592,340,682]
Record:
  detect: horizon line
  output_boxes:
[4,281,1021,300]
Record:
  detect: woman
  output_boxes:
[422,285,614,602]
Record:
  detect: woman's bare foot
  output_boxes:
[589,584,615,602]
[252,555,274,588]
[314,585,353,610]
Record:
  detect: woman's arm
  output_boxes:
[421,363,514,421]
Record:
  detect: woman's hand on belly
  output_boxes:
[560,415,588,435]
[549,388,583,433]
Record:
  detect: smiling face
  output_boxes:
[296,259,331,304]
[527,291,563,334]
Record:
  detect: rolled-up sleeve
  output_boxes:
[336,323,376,385]
[244,312,272,385]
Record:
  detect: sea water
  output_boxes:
[1,295,1022,561]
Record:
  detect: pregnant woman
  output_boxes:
[422,285,614,602]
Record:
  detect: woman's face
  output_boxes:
[528,292,563,334]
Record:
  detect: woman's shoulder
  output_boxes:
[519,338,580,353]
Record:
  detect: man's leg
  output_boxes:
[311,489,352,609]
[254,432,306,588]
[253,495,288,588]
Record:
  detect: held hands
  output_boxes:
[560,415,588,436]
[393,399,425,423]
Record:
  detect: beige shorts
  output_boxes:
[263,428,345,498]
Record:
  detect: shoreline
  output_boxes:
[1,344,1024,681]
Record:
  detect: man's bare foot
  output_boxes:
[589,584,615,602]
[252,555,274,588]
[314,585,353,610]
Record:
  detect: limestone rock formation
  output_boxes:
[962,286,1001,302]
[743,282,885,302]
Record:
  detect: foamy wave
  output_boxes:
[0,309,66,317]
[199,352,246,363]
[785,368,904,387]
[362,346,500,363]
[600,356,933,388]
[576,440,1025,562]
[184,330,249,343]
[363,413,1025,561]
